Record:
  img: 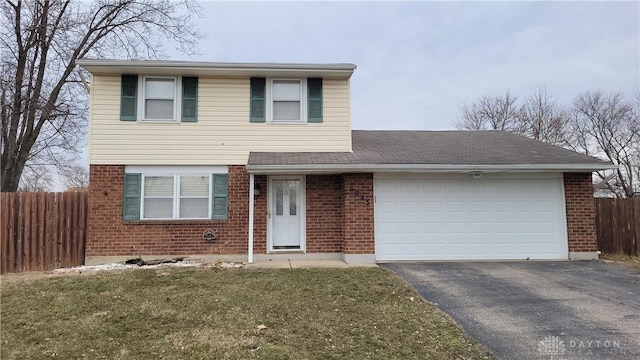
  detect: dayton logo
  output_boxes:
[537,335,566,357]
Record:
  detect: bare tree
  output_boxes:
[59,163,88,189]
[17,164,52,192]
[455,87,638,197]
[570,91,638,197]
[455,90,521,132]
[0,0,204,192]
[518,87,570,147]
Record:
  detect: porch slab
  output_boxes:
[245,259,371,269]
[245,260,292,269]
[289,259,350,268]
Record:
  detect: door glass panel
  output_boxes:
[275,181,283,216]
[289,181,297,216]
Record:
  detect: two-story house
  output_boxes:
[77,60,615,265]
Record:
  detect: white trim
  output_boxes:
[267,175,306,253]
[247,163,618,174]
[267,78,308,123]
[559,177,570,260]
[125,165,228,174]
[77,59,356,79]
[140,173,176,220]
[374,172,564,180]
[140,173,212,220]
[139,76,180,122]
[248,173,255,264]
[77,59,357,71]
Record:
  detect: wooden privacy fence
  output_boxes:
[1,192,88,274]
[595,197,639,257]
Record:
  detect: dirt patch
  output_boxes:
[0,260,245,284]
[600,254,640,269]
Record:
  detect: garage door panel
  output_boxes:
[424,222,444,233]
[401,201,422,212]
[445,222,467,233]
[375,176,567,261]
[424,201,444,212]
[469,222,490,233]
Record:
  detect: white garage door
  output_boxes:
[374,174,568,261]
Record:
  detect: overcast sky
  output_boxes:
[176,1,639,130]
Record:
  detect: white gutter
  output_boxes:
[75,59,356,77]
[76,59,357,70]
[246,163,618,174]
[248,173,255,264]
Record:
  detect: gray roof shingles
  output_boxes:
[248,130,611,166]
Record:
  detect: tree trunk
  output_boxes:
[1,159,24,192]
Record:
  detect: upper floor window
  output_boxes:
[272,79,303,121]
[120,75,198,123]
[250,77,322,124]
[144,77,176,120]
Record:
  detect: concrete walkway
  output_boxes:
[245,259,376,269]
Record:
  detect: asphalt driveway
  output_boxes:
[383,261,640,360]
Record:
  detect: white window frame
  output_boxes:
[177,174,212,220]
[141,173,176,220]
[266,78,308,123]
[139,76,182,122]
[140,173,212,220]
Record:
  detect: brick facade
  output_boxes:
[563,172,598,253]
[88,168,596,259]
[87,166,365,257]
[306,175,344,253]
[87,165,266,256]
[342,173,375,254]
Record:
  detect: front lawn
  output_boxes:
[1,267,493,359]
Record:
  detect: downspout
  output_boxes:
[248,173,255,263]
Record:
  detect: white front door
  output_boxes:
[270,177,304,250]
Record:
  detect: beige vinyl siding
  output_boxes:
[89,76,352,165]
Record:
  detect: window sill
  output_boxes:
[124,219,227,225]
[266,120,308,125]
[137,120,180,124]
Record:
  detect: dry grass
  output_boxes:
[600,254,640,269]
[1,267,494,359]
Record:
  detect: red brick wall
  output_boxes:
[342,173,375,254]
[86,165,267,256]
[306,175,343,253]
[87,167,351,256]
[564,173,597,252]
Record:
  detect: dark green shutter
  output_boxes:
[212,174,228,219]
[123,173,141,220]
[250,77,266,122]
[181,77,198,122]
[307,78,323,123]
[120,75,138,121]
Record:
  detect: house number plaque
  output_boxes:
[348,186,370,206]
